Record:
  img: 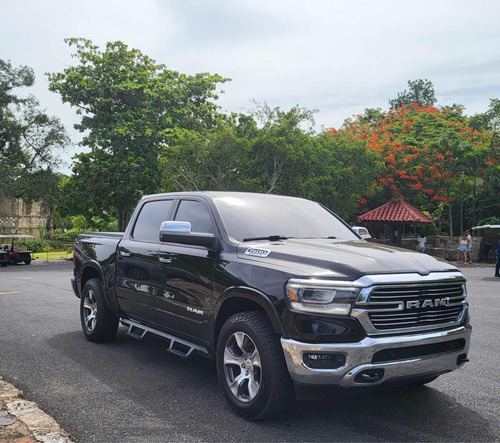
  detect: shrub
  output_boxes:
[478,216,500,226]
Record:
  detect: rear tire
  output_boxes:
[80,278,119,342]
[24,258,31,265]
[216,311,294,420]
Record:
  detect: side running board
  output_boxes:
[120,318,208,359]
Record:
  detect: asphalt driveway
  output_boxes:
[0,261,499,442]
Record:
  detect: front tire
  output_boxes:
[80,278,119,342]
[24,258,31,265]
[216,311,293,420]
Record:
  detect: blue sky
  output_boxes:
[1,0,500,171]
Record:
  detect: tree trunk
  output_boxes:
[472,176,477,227]
[460,178,464,234]
[45,205,54,235]
[123,211,131,231]
[117,207,124,232]
[448,202,453,237]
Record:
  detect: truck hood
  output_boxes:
[236,239,457,279]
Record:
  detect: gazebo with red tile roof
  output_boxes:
[359,200,434,224]
[358,200,434,244]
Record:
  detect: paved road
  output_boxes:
[0,262,499,442]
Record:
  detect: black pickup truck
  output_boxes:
[72,192,471,419]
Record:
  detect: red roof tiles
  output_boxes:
[358,200,435,223]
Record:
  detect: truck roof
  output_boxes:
[141,191,311,202]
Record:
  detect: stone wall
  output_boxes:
[371,235,483,262]
[0,198,50,239]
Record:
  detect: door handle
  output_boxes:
[119,250,131,257]
[159,257,172,264]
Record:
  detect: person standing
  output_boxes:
[466,229,473,263]
[418,233,426,253]
[495,239,500,278]
[457,233,468,263]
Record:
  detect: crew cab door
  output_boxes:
[157,199,217,342]
[115,199,174,323]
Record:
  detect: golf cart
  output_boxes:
[0,235,35,265]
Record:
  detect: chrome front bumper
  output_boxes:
[281,325,471,387]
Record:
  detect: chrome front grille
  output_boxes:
[368,284,465,302]
[369,306,463,330]
[352,282,467,335]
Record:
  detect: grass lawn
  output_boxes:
[33,251,73,260]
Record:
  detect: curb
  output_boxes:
[31,259,73,266]
[0,378,71,443]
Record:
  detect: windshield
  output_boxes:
[213,195,359,242]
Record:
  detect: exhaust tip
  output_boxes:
[354,368,385,384]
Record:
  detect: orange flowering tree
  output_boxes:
[326,103,497,231]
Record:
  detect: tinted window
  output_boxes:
[213,195,357,242]
[175,200,213,233]
[133,200,173,242]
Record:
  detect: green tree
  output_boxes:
[358,107,385,124]
[161,104,318,197]
[306,130,383,220]
[469,99,500,132]
[0,59,69,220]
[389,79,437,110]
[47,38,228,230]
[242,103,317,195]
[161,103,381,220]
[160,115,251,192]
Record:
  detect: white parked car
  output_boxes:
[352,226,372,239]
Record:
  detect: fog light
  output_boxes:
[303,353,346,369]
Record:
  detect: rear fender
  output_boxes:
[79,261,104,291]
[80,261,121,315]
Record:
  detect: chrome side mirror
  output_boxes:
[160,221,192,233]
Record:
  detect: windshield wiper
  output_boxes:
[295,236,337,239]
[242,235,290,242]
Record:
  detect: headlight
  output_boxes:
[286,279,361,315]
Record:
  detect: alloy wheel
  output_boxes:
[223,331,262,402]
[83,289,98,332]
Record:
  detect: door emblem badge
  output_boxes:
[187,306,204,315]
[244,248,271,258]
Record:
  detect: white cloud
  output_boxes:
[1,0,499,171]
